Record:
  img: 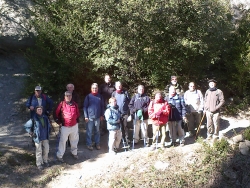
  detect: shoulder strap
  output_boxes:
[42,94,47,101]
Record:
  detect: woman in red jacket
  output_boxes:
[148,92,170,149]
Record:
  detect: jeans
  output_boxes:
[86,118,100,146]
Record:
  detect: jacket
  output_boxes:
[148,99,170,125]
[111,90,130,115]
[128,93,150,120]
[83,93,104,119]
[55,101,80,126]
[26,94,53,118]
[104,105,121,131]
[24,114,51,143]
[165,94,186,121]
[184,89,204,113]
[99,82,115,106]
[204,88,225,113]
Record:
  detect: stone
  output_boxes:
[239,142,249,155]
[154,161,170,171]
[245,140,250,147]
[232,134,244,143]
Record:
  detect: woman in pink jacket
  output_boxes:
[148,92,170,149]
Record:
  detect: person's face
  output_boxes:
[91,85,98,93]
[65,94,72,102]
[209,82,216,88]
[66,84,74,92]
[155,93,162,100]
[169,87,176,95]
[171,77,177,85]
[115,83,122,90]
[36,108,43,116]
[138,86,144,94]
[110,99,117,107]
[189,83,195,91]
[35,90,42,97]
[104,75,111,83]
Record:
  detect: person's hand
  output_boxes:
[29,132,34,137]
[183,116,188,123]
[30,106,34,110]
[100,116,104,121]
[116,119,120,124]
[85,118,89,123]
[198,110,203,114]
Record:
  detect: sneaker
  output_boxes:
[113,147,118,153]
[57,157,64,163]
[96,144,101,150]
[72,154,78,159]
[37,165,44,170]
[150,146,156,151]
[44,162,50,167]
[109,151,117,155]
[87,145,93,151]
[146,143,150,147]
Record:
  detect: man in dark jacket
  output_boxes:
[166,86,187,146]
[128,85,150,146]
[26,86,53,118]
[60,83,80,106]
[204,79,225,141]
[99,74,115,135]
[164,75,183,95]
[24,106,51,170]
[111,81,130,143]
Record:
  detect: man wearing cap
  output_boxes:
[26,86,54,118]
[204,79,225,141]
[55,91,80,162]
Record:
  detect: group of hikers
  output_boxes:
[23,75,225,170]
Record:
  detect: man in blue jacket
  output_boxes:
[165,86,187,146]
[24,106,51,170]
[83,83,105,150]
[26,86,53,118]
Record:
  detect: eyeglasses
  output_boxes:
[171,79,177,81]
[92,87,98,89]
[65,95,72,97]
[189,86,195,87]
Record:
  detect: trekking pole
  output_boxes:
[195,112,206,140]
[155,117,160,149]
[132,112,136,150]
[141,121,146,147]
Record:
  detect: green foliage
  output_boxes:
[243,127,250,141]
[26,0,250,100]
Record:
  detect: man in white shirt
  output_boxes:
[184,82,204,137]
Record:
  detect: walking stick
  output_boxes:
[141,121,147,147]
[195,112,206,140]
[132,112,136,150]
[155,116,160,149]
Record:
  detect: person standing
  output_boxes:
[204,79,225,141]
[99,74,115,135]
[26,86,53,118]
[148,92,170,149]
[55,91,80,162]
[166,86,187,146]
[83,83,105,150]
[104,97,122,154]
[111,81,130,143]
[128,85,150,146]
[24,106,51,170]
[184,82,204,137]
[60,83,80,106]
[164,76,183,95]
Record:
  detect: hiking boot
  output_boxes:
[72,154,78,159]
[44,162,50,167]
[87,145,93,151]
[57,157,64,163]
[37,165,44,170]
[96,144,101,150]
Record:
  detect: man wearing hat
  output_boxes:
[26,86,54,118]
[204,79,225,141]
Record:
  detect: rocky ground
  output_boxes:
[0,53,250,187]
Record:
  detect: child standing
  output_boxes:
[104,97,122,154]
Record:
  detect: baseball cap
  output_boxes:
[35,86,42,90]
